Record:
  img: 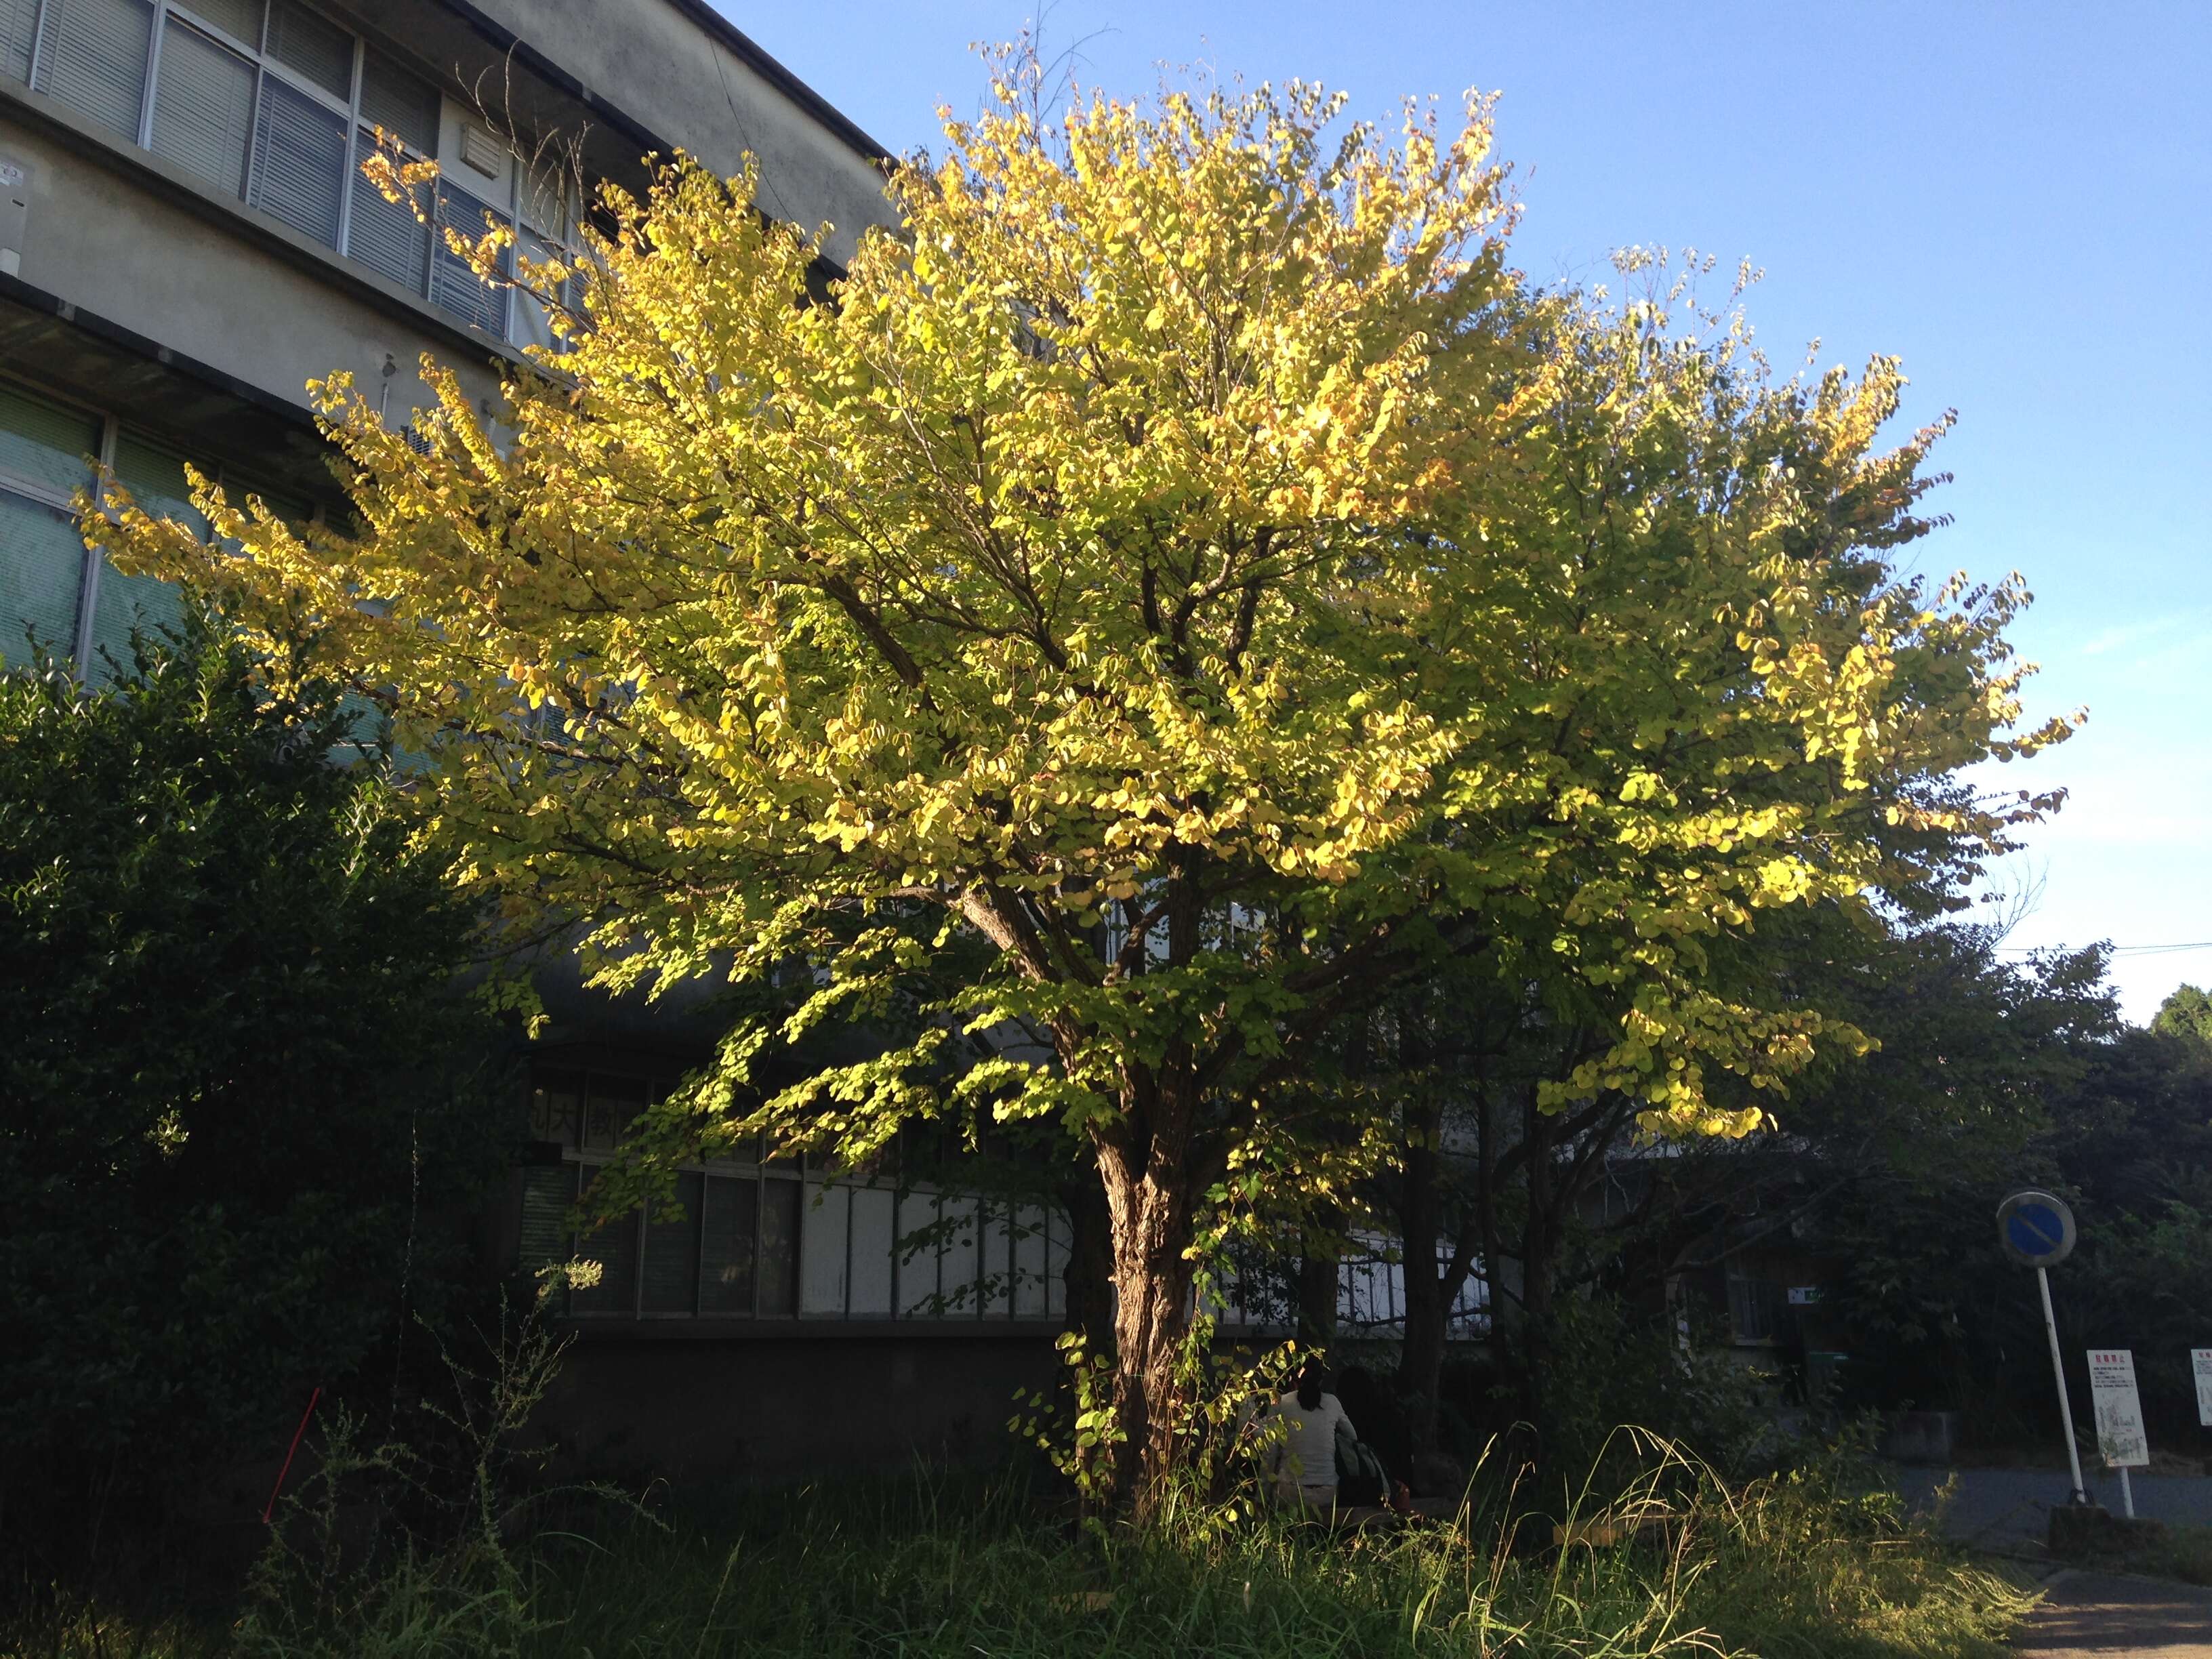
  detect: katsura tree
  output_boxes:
[102,65,2067,1505]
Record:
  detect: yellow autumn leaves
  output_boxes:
[94,65,2068,1165]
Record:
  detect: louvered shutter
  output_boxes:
[35,0,155,142]
[0,385,98,669]
[247,72,344,247]
[148,22,253,198]
[431,178,510,335]
[0,0,39,83]
[347,125,428,293]
[86,433,199,675]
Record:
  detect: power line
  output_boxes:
[1997,941,2212,958]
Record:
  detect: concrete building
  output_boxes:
[0,0,1085,1486]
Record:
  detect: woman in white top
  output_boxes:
[1270,1361,1353,1511]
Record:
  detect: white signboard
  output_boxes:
[2193,1349,2212,1428]
[2087,1349,2150,1468]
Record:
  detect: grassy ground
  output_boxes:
[7,1439,2034,1659]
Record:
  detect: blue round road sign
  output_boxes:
[1996,1189,2076,1267]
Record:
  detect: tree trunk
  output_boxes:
[1502,1083,1555,1448]
[1096,1120,1200,1512]
[1058,1174,1115,1351]
[1296,1207,1341,1353]
[1395,1095,1447,1456]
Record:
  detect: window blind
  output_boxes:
[799,1183,850,1315]
[0,383,99,496]
[640,1171,704,1314]
[0,492,89,667]
[148,22,253,198]
[261,0,344,98]
[247,71,344,247]
[86,432,198,673]
[516,1162,578,1307]
[177,0,260,47]
[430,179,510,335]
[0,0,39,83]
[699,1175,759,1315]
[509,227,569,354]
[346,126,429,294]
[758,1179,800,1315]
[34,0,155,142]
[569,1197,639,1316]
[356,47,434,153]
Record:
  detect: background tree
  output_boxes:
[0,625,509,1574]
[106,68,2066,1504]
[2151,983,2212,1045]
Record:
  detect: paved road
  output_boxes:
[1890,1467,2212,1551]
[2013,1571,2212,1658]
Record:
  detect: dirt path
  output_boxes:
[2017,1571,2212,1658]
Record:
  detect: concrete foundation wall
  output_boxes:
[537,1331,1061,1488]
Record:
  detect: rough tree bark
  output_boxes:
[1097,1113,1201,1509]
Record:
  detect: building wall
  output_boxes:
[456,0,894,269]
[541,1330,1060,1486]
[0,106,485,434]
[1,0,897,436]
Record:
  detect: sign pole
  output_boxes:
[2036,1266,2089,1504]
[2118,1464,2135,1520]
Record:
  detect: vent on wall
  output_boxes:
[457,121,502,180]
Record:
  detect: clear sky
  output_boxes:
[719,1,2211,1022]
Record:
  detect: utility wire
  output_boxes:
[1998,940,2212,957]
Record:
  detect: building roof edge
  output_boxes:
[437,0,894,173]
[655,0,897,167]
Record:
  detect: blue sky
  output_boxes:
[720,1,2211,1022]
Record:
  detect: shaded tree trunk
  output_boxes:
[1296,1206,1341,1353]
[1395,1092,1447,1455]
[1059,1173,1115,1351]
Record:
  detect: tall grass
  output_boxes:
[7,1431,2030,1658]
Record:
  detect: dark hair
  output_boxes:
[1296,1361,1326,1411]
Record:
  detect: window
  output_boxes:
[430,176,508,337]
[148,19,252,197]
[0,381,98,668]
[249,70,346,246]
[22,0,578,340]
[1726,1269,1787,1345]
[517,1067,1070,1324]
[1204,1235,1492,1339]
[87,432,199,667]
[0,376,304,676]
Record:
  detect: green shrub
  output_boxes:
[0,623,512,1581]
